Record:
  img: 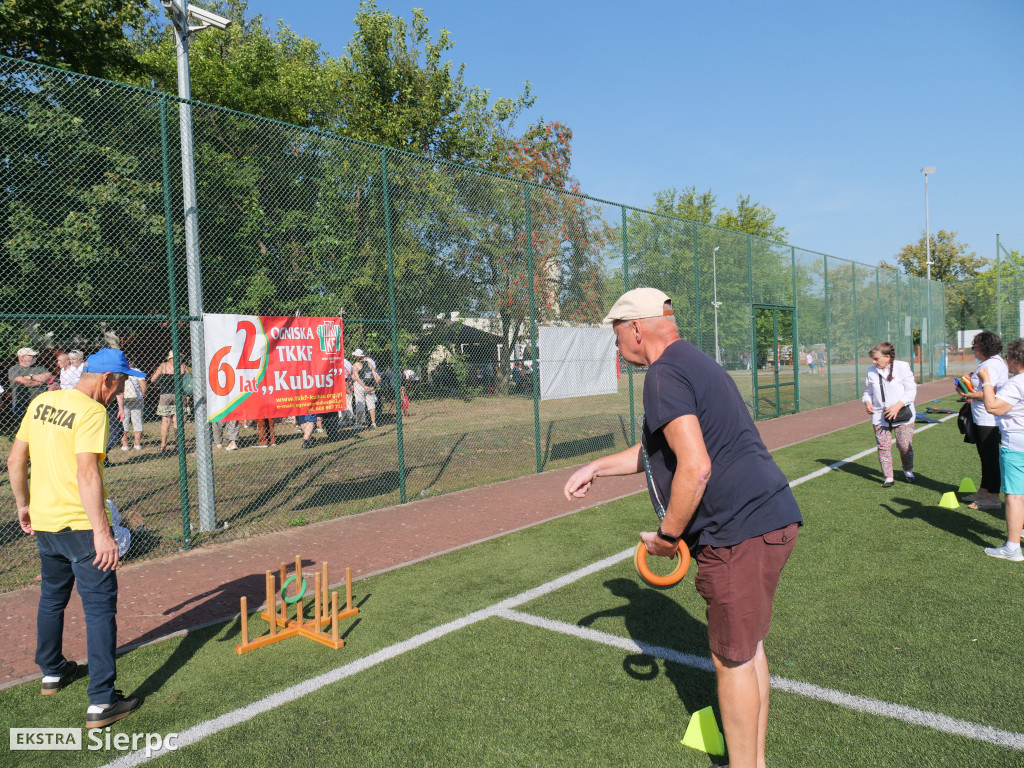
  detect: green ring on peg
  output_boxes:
[281,574,307,604]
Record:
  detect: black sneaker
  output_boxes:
[301,439,312,449]
[882,478,895,488]
[86,691,142,729]
[41,660,78,695]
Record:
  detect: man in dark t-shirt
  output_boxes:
[8,347,53,423]
[564,287,802,768]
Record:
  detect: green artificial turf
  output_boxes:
[2,399,1021,767]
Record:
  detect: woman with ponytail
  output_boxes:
[862,342,917,487]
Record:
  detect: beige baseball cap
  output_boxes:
[17,347,38,356]
[602,288,673,325]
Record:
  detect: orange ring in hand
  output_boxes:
[634,541,690,589]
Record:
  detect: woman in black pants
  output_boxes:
[962,330,1008,509]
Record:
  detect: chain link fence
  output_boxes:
[1,55,950,590]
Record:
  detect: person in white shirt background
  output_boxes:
[862,341,917,488]
[977,337,1024,562]
[959,330,1008,510]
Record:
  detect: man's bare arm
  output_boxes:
[563,443,643,501]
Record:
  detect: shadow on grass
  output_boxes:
[540,415,625,471]
[222,443,364,525]
[296,470,410,510]
[130,566,286,700]
[423,432,467,490]
[548,433,616,463]
[578,578,716,717]
[883,499,1004,547]
[817,455,965,496]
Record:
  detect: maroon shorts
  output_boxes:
[694,522,798,662]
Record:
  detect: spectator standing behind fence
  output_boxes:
[211,418,239,451]
[119,362,147,452]
[352,349,381,429]
[52,350,84,391]
[862,342,917,488]
[7,348,144,728]
[8,347,53,423]
[151,351,188,453]
[254,417,277,447]
[961,331,1008,510]
[805,350,815,374]
[977,338,1024,562]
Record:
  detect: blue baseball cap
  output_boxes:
[84,349,146,378]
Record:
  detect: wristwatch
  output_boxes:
[656,526,681,544]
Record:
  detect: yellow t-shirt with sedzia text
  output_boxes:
[15,389,109,532]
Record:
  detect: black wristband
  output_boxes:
[656,526,681,544]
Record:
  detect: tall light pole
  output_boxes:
[161,1,231,532]
[711,246,722,365]
[921,166,936,379]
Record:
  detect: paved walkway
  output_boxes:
[0,380,951,689]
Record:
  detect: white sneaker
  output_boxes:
[225,442,237,451]
[120,446,129,452]
[984,544,1024,562]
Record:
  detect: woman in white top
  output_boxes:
[960,331,1008,509]
[862,341,917,488]
[977,338,1024,561]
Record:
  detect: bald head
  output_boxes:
[612,310,680,367]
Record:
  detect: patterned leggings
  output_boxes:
[873,423,914,479]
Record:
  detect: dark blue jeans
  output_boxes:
[35,529,119,705]
[106,401,124,452]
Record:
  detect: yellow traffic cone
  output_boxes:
[958,478,978,493]
[938,492,959,509]
[681,705,725,756]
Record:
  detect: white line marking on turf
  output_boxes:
[788,414,955,488]
[102,413,980,765]
[99,549,636,767]
[498,609,1024,751]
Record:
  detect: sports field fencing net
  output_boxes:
[0,55,955,589]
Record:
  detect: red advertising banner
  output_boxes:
[202,314,346,421]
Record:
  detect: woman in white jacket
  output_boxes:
[862,341,917,487]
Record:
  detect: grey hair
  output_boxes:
[68,350,84,361]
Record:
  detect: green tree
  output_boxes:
[651,186,789,242]
[0,0,158,78]
[138,0,345,128]
[882,229,987,281]
[882,230,988,345]
[436,121,609,393]
[333,1,533,164]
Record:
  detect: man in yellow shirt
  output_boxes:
[7,348,145,728]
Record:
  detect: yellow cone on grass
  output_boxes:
[938,492,959,509]
[958,478,978,493]
[681,706,725,756]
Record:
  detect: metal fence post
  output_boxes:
[381,149,406,503]
[622,206,635,444]
[792,246,800,412]
[159,96,193,548]
[168,21,216,532]
[852,262,859,389]
[694,226,701,349]
[997,234,1003,337]
[524,184,541,474]
[823,255,832,405]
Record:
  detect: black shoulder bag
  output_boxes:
[877,371,914,428]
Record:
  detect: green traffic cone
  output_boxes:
[958,478,978,493]
[939,491,959,509]
[681,705,725,756]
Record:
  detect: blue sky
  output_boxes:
[241,0,1023,269]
